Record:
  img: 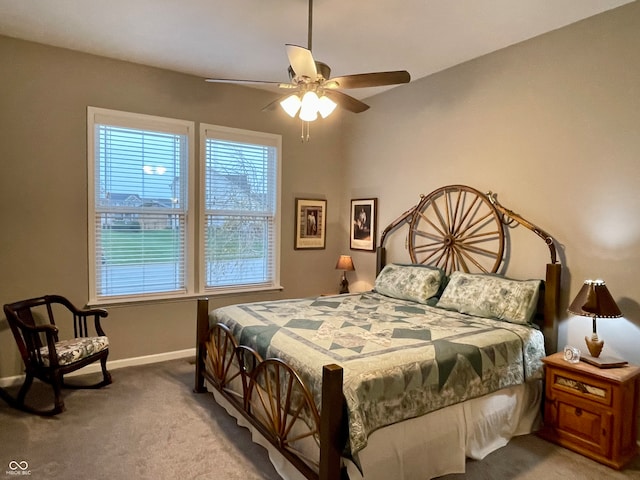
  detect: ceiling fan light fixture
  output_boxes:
[318,95,337,118]
[280,94,302,117]
[299,107,318,122]
[205,0,410,132]
[299,91,320,121]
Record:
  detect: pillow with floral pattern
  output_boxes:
[374,264,444,304]
[436,271,541,324]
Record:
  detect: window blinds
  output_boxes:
[203,130,279,291]
[91,118,189,299]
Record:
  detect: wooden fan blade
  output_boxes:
[205,78,276,85]
[285,44,317,79]
[262,95,289,112]
[329,70,411,89]
[324,90,369,113]
[204,78,296,88]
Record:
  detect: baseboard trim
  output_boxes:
[0,348,196,388]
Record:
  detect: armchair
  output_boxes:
[1,294,111,415]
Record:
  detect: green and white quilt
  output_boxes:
[210,291,545,456]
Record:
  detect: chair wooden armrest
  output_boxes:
[48,294,109,337]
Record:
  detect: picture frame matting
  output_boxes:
[295,198,327,249]
[350,198,377,251]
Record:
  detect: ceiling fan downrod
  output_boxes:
[307,0,313,51]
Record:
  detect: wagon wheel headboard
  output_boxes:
[408,185,505,274]
[375,184,561,353]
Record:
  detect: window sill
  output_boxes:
[87,285,284,309]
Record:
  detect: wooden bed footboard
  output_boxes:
[194,298,345,480]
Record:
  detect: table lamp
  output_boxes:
[568,279,625,367]
[335,255,355,294]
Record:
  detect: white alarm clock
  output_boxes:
[563,345,581,363]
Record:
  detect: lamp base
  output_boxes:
[585,336,604,358]
[339,273,350,294]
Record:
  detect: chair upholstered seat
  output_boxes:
[40,336,109,367]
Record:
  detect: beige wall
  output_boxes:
[0,36,346,378]
[342,3,640,363]
[2,2,640,378]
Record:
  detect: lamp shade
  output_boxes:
[568,279,621,318]
[317,95,337,118]
[335,255,355,271]
[299,91,320,122]
[280,94,302,117]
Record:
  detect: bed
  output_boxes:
[194,185,561,480]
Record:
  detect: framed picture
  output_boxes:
[294,198,327,249]
[350,198,377,251]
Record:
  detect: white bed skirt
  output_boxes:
[208,380,542,480]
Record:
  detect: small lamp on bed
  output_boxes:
[568,279,626,367]
[335,255,355,294]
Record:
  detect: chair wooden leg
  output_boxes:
[16,372,34,406]
[51,371,65,414]
[100,357,112,386]
[61,356,112,390]
[0,373,63,416]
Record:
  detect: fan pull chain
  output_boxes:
[300,121,311,142]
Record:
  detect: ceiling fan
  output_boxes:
[205,0,411,123]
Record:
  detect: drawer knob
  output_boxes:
[575,407,582,416]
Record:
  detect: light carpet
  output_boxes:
[1,358,639,480]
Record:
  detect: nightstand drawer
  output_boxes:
[553,395,612,456]
[549,369,612,407]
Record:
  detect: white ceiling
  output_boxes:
[0,0,633,100]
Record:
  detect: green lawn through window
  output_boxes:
[101,228,264,264]
[101,229,180,264]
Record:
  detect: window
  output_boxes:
[87,107,195,302]
[201,124,281,293]
[87,108,281,303]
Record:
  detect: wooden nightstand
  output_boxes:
[539,352,640,469]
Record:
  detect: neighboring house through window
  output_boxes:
[87,107,281,303]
